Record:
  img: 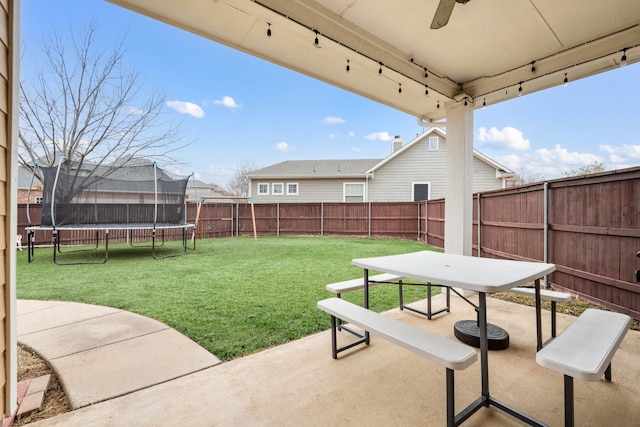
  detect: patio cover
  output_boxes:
[106,0,639,121]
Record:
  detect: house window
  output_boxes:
[35,196,44,204]
[272,183,284,195]
[286,183,299,195]
[429,136,439,151]
[258,183,269,195]
[412,183,430,201]
[344,183,365,202]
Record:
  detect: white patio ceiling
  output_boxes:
[108,0,640,123]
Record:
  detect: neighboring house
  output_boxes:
[17,166,43,204]
[185,179,233,202]
[17,161,188,206]
[247,128,514,203]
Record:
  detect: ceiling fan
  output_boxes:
[430,0,470,29]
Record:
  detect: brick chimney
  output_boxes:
[392,135,404,153]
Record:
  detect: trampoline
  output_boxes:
[25,159,195,265]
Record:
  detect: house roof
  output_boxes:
[249,130,514,180]
[248,159,381,179]
[368,128,514,177]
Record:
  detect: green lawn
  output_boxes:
[17,236,438,361]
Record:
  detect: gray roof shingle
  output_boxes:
[248,159,380,177]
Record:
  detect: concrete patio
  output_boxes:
[28,294,639,426]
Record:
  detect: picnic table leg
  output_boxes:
[535,279,543,351]
[564,375,574,427]
[363,269,370,345]
[446,368,455,427]
[478,292,489,401]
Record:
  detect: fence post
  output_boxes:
[417,202,421,241]
[477,194,481,257]
[321,202,324,236]
[425,200,428,245]
[277,203,280,236]
[368,202,371,238]
[543,182,549,288]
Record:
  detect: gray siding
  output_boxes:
[369,136,446,201]
[368,135,505,201]
[472,159,505,192]
[250,178,367,203]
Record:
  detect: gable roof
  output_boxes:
[249,129,514,179]
[248,159,380,179]
[367,128,514,177]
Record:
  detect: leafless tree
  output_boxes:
[226,160,257,196]
[508,171,546,187]
[562,161,606,177]
[19,20,186,184]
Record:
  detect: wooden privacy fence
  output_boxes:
[420,167,640,319]
[167,201,422,240]
[18,167,640,318]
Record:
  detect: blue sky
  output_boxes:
[21,0,640,187]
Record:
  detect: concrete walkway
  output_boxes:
[17,296,640,426]
[17,300,221,409]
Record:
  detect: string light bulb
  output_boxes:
[464,97,468,106]
[424,84,429,95]
[563,73,569,87]
[620,48,628,67]
[346,59,350,72]
[398,83,402,94]
[378,62,383,74]
[482,98,486,109]
[518,82,523,97]
[267,23,271,37]
[437,100,440,109]
[424,68,428,78]
[530,61,536,73]
[314,30,319,47]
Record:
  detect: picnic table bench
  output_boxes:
[317,297,477,427]
[536,308,631,427]
[509,287,571,344]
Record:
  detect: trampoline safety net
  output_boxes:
[40,161,190,227]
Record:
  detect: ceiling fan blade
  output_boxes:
[430,0,456,29]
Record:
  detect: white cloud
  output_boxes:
[600,144,640,165]
[495,144,604,178]
[214,96,240,109]
[166,100,205,118]
[327,133,339,139]
[275,141,296,152]
[364,131,393,142]
[322,116,345,125]
[477,126,530,150]
[347,131,355,138]
[351,146,362,153]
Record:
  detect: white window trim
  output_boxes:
[411,181,431,201]
[272,182,285,195]
[343,182,365,202]
[286,182,299,195]
[257,183,269,195]
[429,136,439,151]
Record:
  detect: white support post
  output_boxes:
[444,102,474,296]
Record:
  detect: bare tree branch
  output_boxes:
[227,160,257,196]
[19,19,188,186]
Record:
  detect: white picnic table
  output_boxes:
[352,250,556,426]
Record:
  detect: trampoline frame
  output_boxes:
[26,224,196,265]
